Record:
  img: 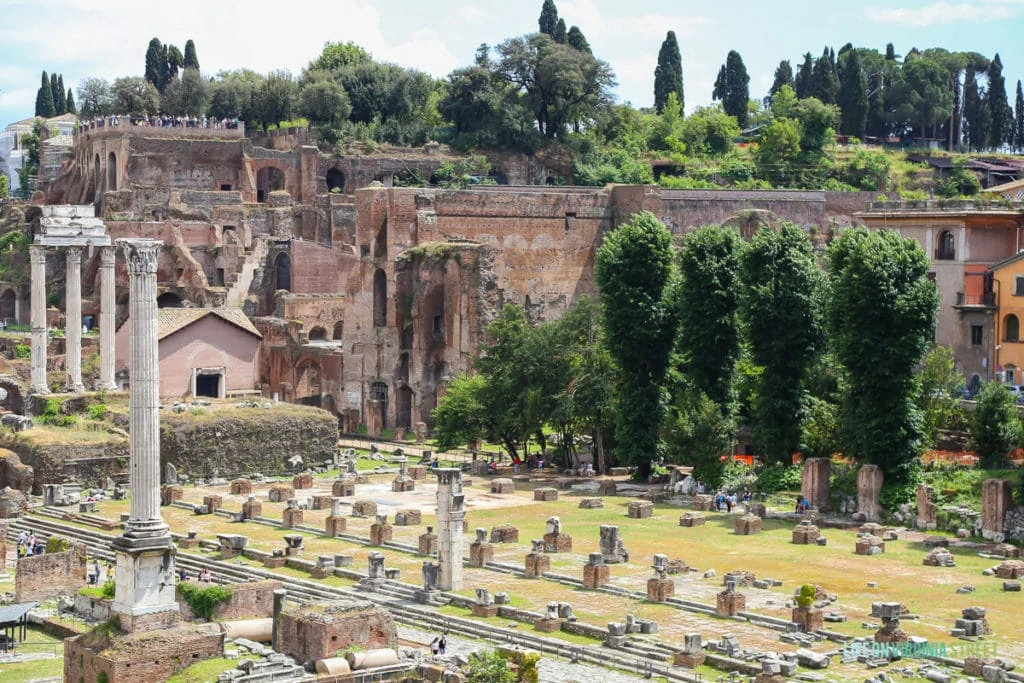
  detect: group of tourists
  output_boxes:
[713,488,752,512]
[83,114,241,131]
[429,635,447,655]
[15,531,44,558]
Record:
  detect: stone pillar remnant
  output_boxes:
[801,457,830,511]
[97,247,118,390]
[64,246,85,393]
[857,464,884,522]
[435,469,464,591]
[29,245,49,395]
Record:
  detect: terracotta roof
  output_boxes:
[984,178,1024,193]
[153,308,262,340]
[45,113,78,123]
[5,116,42,128]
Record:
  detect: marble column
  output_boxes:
[64,246,85,393]
[111,239,177,633]
[436,468,465,591]
[97,247,118,391]
[28,245,49,395]
[118,239,167,541]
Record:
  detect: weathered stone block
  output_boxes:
[583,563,610,589]
[332,479,356,497]
[471,604,499,618]
[268,485,295,503]
[691,495,713,511]
[418,532,438,556]
[230,478,252,495]
[533,618,562,633]
[394,509,422,526]
[292,473,313,489]
[855,534,885,555]
[679,512,706,527]
[673,652,707,668]
[351,499,378,517]
[579,497,603,509]
[241,499,262,520]
[325,516,346,537]
[310,495,333,510]
[533,487,558,502]
[543,532,572,553]
[370,522,393,545]
[392,477,415,492]
[490,524,519,543]
[263,555,287,569]
[857,464,884,522]
[791,606,824,632]
[470,541,494,567]
[734,515,762,535]
[801,457,831,511]
[161,485,183,506]
[282,508,303,529]
[647,578,675,602]
[792,523,820,544]
[598,480,617,496]
[490,478,514,494]
[627,501,654,519]
[716,590,746,617]
[525,553,550,578]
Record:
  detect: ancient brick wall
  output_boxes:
[15,542,87,601]
[64,623,223,683]
[178,579,282,621]
[277,600,398,664]
[289,240,356,294]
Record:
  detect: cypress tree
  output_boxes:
[145,38,165,91]
[885,43,897,61]
[653,31,684,114]
[538,0,558,36]
[50,72,62,115]
[837,50,867,137]
[712,50,750,127]
[987,54,1010,149]
[184,39,200,70]
[35,71,56,118]
[66,89,76,115]
[769,60,794,98]
[963,70,990,150]
[866,72,887,138]
[809,47,839,104]
[553,18,567,43]
[56,74,67,114]
[795,53,813,99]
[1015,80,1024,153]
[566,26,591,53]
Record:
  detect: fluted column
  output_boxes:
[97,247,118,391]
[118,239,168,541]
[64,246,85,393]
[29,245,50,395]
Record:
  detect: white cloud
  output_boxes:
[456,4,492,22]
[559,0,712,41]
[864,1,1018,26]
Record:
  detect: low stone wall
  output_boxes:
[178,579,282,622]
[15,541,88,601]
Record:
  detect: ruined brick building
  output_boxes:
[29,123,886,433]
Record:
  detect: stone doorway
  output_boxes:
[192,367,225,399]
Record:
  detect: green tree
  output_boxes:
[308,42,372,73]
[298,70,352,127]
[794,52,813,99]
[496,33,616,138]
[809,48,839,104]
[166,44,184,83]
[65,88,75,115]
[755,116,801,185]
[986,54,1011,149]
[183,39,200,70]
[432,373,488,452]
[596,211,677,478]
[837,49,867,137]
[207,70,263,121]
[161,68,209,116]
[336,61,432,124]
[538,0,559,36]
[77,77,113,118]
[802,395,840,461]
[678,105,739,156]
[916,344,966,447]
[50,72,62,115]
[664,384,731,487]
[970,382,1022,468]
[887,57,954,138]
[1015,80,1024,152]
[827,228,938,486]
[676,224,743,408]
[466,650,515,683]
[769,60,794,100]
[553,18,567,43]
[654,31,683,114]
[712,50,750,127]
[110,76,160,116]
[739,225,824,464]
[55,74,67,115]
[963,69,990,150]
[251,71,297,130]
[144,38,168,92]
[35,71,55,118]
[566,26,591,53]
[0,175,8,199]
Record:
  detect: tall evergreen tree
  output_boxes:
[809,48,839,104]
[885,43,897,61]
[987,54,1010,149]
[837,49,867,137]
[65,88,76,115]
[553,18,567,43]
[769,60,794,99]
[183,39,200,70]
[56,74,66,114]
[35,71,56,118]
[1015,80,1024,152]
[50,72,62,115]
[538,0,559,36]
[712,50,750,127]
[963,70,990,150]
[866,72,887,138]
[653,31,683,114]
[145,38,166,91]
[566,26,591,53]
[794,53,813,99]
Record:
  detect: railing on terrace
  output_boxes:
[956,292,996,307]
[868,199,1024,212]
[75,119,245,139]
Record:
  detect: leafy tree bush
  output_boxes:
[178,583,232,622]
[467,649,515,683]
[755,464,802,492]
[970,382,1022,468]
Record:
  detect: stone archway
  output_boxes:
[333,321,344,340]
[0,380,25,415]
[326,168,345,193]
[157,292,183,308]
[308,326,327,341]
[256,167,286,203]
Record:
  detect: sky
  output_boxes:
[0,0,1023,127]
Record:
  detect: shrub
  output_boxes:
[467,650,514,683]
[755,464,802,492]
[796,584,816,608]
[178,583,232,621]
[87,403,108,421]
[45,536,71,553]
[14,344,30,359]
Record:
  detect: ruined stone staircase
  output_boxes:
[224,237,269,308]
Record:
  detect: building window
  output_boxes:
[1005,314,1020,342]
[936,230,955,260]
[971,325,983,346]
[1015,276,1024,296]
[433,314,443,335]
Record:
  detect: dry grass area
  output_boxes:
[72,471,1020,679]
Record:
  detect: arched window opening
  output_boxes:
[1006,314,1020,342]
[333,321,344,340]
[373,269,387,327]
[107,152,117,191]
[308,326,327,341]
[326,168,345,193]
[937,230,955,260]
[157,292,183,308]
[274,253,291,292]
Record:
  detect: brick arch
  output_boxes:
[248,160,295,203]
[0,380,25,415]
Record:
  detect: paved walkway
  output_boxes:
[399,626,652,682]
